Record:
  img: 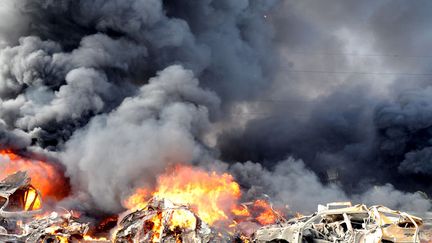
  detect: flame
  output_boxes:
[57,237,68,243]
[154,166,241,225]
[24,187,42,210]
[83,235,109,241]
[0,149,68,200]
[147,212,163,242]
[45,226,69,243]
[253,200,278,225]
[124,188,149,210]
[125,164,282,229]
[169,209,197,231]
[232,205,251,218]
[125,165,242,226]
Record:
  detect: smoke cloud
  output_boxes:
[219,0,432,210]
[61,65,219,212]
[230,158,430,213]
[0,0,430,214]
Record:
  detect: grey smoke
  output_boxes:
[0,0,430,215]
[230,158,430,213]
[61,65,219,212]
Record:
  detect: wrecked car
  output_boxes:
[252,202,423,243]
[0,171,42,216]
[21,211,89,242]
[113,197,212,243]
[0,171,89,242]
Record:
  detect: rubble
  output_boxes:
[22,211,89,242]
[0,171,429,243]
[252,202,423,243]
[113,197,212,243]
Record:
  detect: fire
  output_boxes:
[124,188,149,210]
[154,166,241,226]
[83,235,109,241]
[45,226,69,243]
[125,165,281,228]
[232,205,251,218]
[253,200,278,225]
[24,187,42,210]
[147,212,163,241]
[125,165,242,226]
[0,149,68,200]
[169,209,197,231]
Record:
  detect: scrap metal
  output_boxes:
[252,202,424,243]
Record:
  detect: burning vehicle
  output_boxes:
[118,165,284,242]
[252,202,423,243]
[113,197,212,243]
[0,171,89,242]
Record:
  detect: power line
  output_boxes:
[287,51,432,59]
[285,69,432,76]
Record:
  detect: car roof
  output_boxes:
[317,204,369,215]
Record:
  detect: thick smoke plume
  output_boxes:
[0,0,430,215]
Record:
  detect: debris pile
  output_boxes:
[113,197,212,243]
[0,171,428,243]
[23,212,89,242]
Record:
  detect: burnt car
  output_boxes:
[113,197,212,243]
[0,171,89,243]
[252,202,423,243]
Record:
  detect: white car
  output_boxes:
[252,202,423,243]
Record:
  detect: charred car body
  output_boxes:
[0,171,89,242]
[252,202,423,243]
[113,197,212,243]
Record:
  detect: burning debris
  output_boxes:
[0,170,428,243]
[0,150,69,201]
[119,165,285,242]
[114,197,212,243]
[21,212,89,242]
[123,165,282,230]
[0,152,428,243]
[252,202,424,243]
[0,166,283,242]
[0,171,90,242]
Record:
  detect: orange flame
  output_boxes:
[232,205,251,218]
[124,188,149,210]
[154,166,241,226]
[147,212,163,241]
[253,200,278,225]
[83,235,109,242]
[169,209,197,231]
[24,187,42,210]
[0,149,68,200]
[125,165,281,228]
[125,165,241,226]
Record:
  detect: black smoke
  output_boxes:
[220,0,432,207]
